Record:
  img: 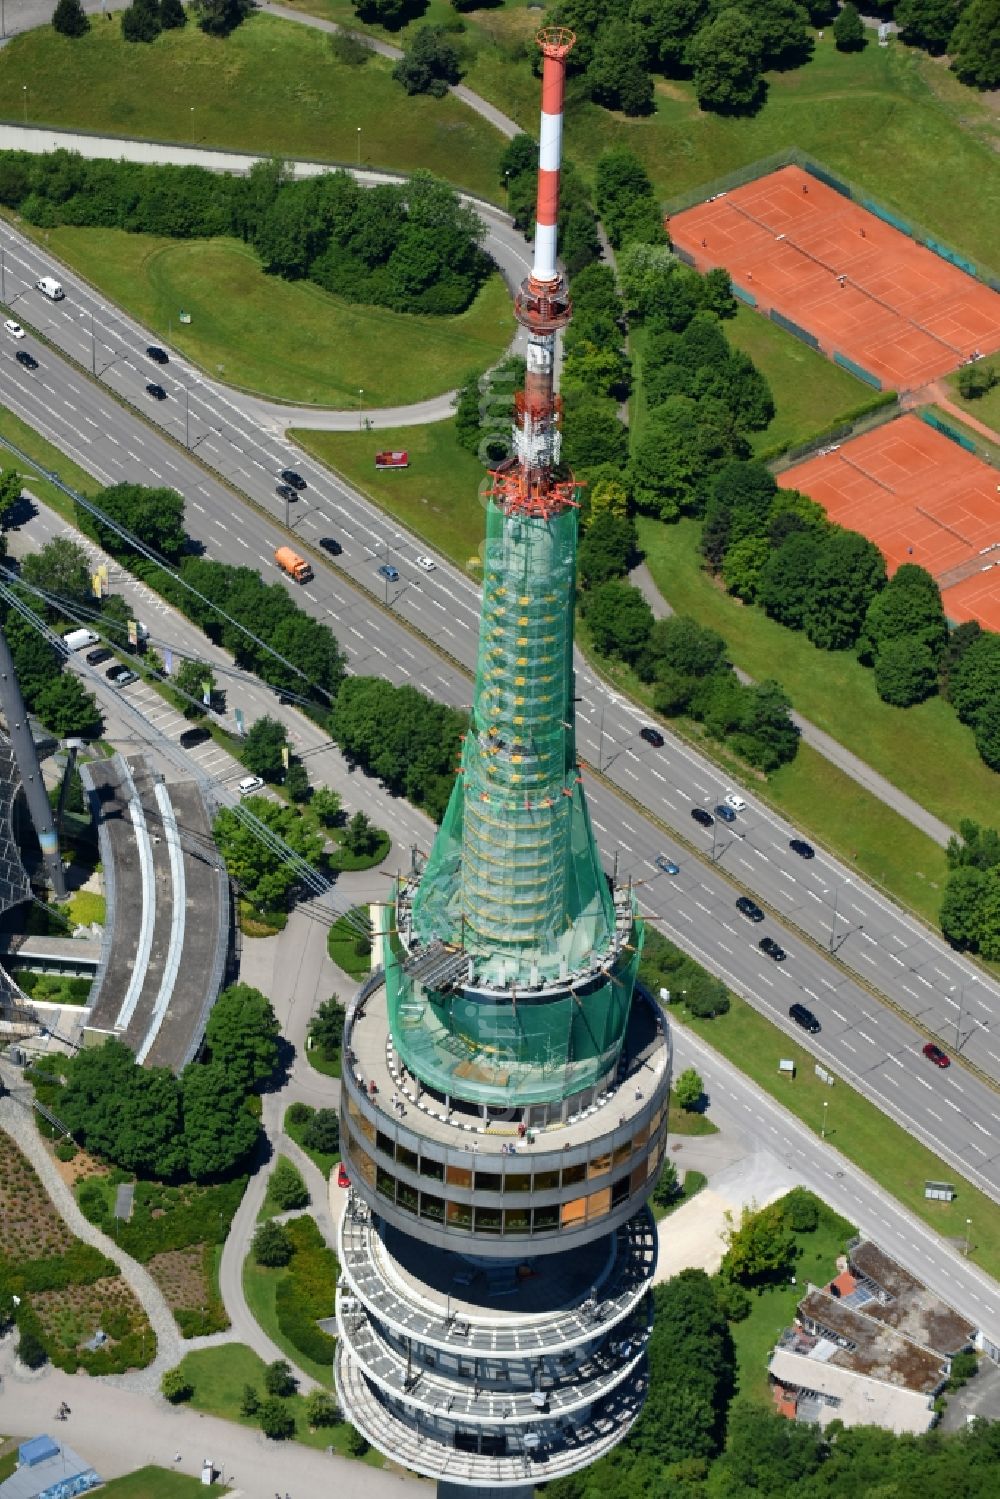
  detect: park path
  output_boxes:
[918,379,1000,445]
[627,561,955,849]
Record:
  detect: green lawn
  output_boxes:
[27,226,512,409]
[639,515,995,842]
[293,420,488,570]
[940,362,1000,444]
[676,1003,1000,1283]
[0,14,505,199]
[99,1469,226,1498]
[667,1101,719,1138]
[284,1106,341,1178]
[173,1344,382,1462]
[0,404,100,517]
[652,1168,708,1222]
[327,907,373,981]
[727,1194,856,1404]
[242,1248,334,1389]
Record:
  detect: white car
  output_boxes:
[4,319,25,340]
[724,792,747,812]
[415,555,437,573]
[237,775,265,797]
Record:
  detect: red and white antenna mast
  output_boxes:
[490,27,577,519]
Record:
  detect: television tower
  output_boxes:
[335,31,670,1495]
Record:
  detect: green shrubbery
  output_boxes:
[273,1216,337,1368]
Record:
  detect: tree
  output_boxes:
[783,1187,820,1232]
[651,1160,679,1209]
[191,0,254,36]
[674,1066,704,1111]
[253,1219,294,1267]
[309,787,342,829]
[978,868,1000,960]
[629,0,710,74]
[583,581,655,664]
[23,537,94,609]
[587,23,656,116]
[354,0,421,25]
[957,360,997,398]
[204,983,280,1092]
[258,1396,296,1440]
[84,482,186,561]
[162,1368,194,1403]
[950,631,1000,726]
[632,1270,734,1463]
[17,1329,47,1369]
[284,762,310,804]
[240,715,289,781]
[709,460,778,545]
[733,680,799,769]
[344,809,378,856]
[35,674,102,738]
[578,511,638,586]
[302,1107,340,1156]
[895,0,960,54]
[690,9,764,113]
[752,0,812,68]
[940,866,987,949]
[833,1,866,48]
[330,678,465,822]
[873,637,940,707]
[121,0,162,43]
[802,530,886,650]
[269,1157,310,1212]
[560,393,629,470]
[722,1200,797,1284]
[393,26,462,97]
[974,695,1000,771]
[306,1390,341,1428]
[859,563,946,666]
[264,1359,298,1398]
[240,1384,261,1417]
[52,0,90,38]
[159,0,188,26]
[722,536,770,602]
[701,266,737,318]
[950,0,1000,88]
[180,1062,259,1179]
[947,818,1000,873]
[172,657,215,718]
[589,469,631,520]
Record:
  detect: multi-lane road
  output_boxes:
[2,225,1000,1202]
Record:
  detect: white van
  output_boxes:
[36,277,64,301]
[238,775,265,797]
[63,628,99,652]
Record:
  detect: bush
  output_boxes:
[286,1101,311,1129]
[684,973,731,1019]
[302,1109,340,1157]
[258,1396,296,1440]
[274,1215,337,1366]
[161,1368,194,1403]
[18,1329,48,1369]
[346,1426,370,1457]
[783,1187,820,1233]
[268,1158,310,1213]
[715,1277,752,1322]
[240,1384,261,1417]
[253,1219,294,1268]
[264,1359,298,1398]
[54,1138,78,1162]
[306,1389,341,1428]
[651,1161,679,1209]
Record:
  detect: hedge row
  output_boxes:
[275,1215,337,1367]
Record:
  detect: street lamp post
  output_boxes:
[0,246,5,304]
[88,310,95,375]
[598,701,606,772]
[357,127,362,169]
[22,85,27,125]
[184,383,190,450]
[358,388,364,430]
[950,984,965,1051]
[965,1218,972,1257]
[821,1099,828,1140]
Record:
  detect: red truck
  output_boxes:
[375,450,409,470]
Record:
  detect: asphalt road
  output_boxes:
[2,233,1000,1202]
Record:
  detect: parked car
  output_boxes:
[715,803,737,823]
[789,1003,820,1034]
[107,666,137,687]
[238,775,265,797]
[736,896,765,923]
[280,469,306,491]
[724,792,747,812]
[416,555,436,572]
[179,726,211,749]
[320,537,342,556]
[3,319,24,340]
[640,725,664,748]
[145,382,167,401]
[378,563,400,583]
[759,936,786,962]
[655,855,680,876]
[85,646,113,666]
[922,1042,950,1069]
[337,1162,351,1189]
[146,345,169,364]
[691,807,714,828]
[15,350,38,370]
[789,838,815,860]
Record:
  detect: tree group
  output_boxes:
[940,818,1000,958]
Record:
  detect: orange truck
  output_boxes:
[274,545,313,583]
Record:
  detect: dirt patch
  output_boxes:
[47,1140,106,1190]
[32,1274,150,1359]
[0,1138,76,1260]
[146,1245,214,1317]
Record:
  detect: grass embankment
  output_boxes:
[639,514,993,843]
[652,1168,708,1223]
[674,999,1000,1282]
[285,1105,341,1178]
[26,227,513,409]
[293,420,488,571]
[99,1470,226,1498]
[0,13,504,199]
[0,405,99,517]
[945,355,1000,439]
[327,906,373,981]
[729,1195,856,1403]
[173,1344,384,1462]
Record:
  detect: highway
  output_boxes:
[2,231,1000,1203]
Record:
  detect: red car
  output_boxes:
[337,1163,351,1189]
[922,1042,951,1069]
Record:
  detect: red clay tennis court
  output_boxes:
[778,415,1000,631]
[669,165,1000,391]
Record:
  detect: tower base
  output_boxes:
[438,1486,534,1499]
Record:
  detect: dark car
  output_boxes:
[378,563,400,583]
[147,345,169,365]
[15,350,38,370]
[320,536,342,556]
[280,469,306,491]
[789,1003,820,1035]
[640,726,664,748]
[107,665,137,687]
[759,936,786,962]
[715,803,737,824]
[276,483,298,503]
[85,646,113,666]
[736,896,765,923]
[179,725,211,749]
[922,1042,950,1069]
[691,807,714,829]
[655,855,680,876]
[145,382,167,401]
[789,838,815,860]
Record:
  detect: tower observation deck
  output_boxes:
[335,30,671,1495]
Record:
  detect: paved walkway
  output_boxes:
[628,561,954,848]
